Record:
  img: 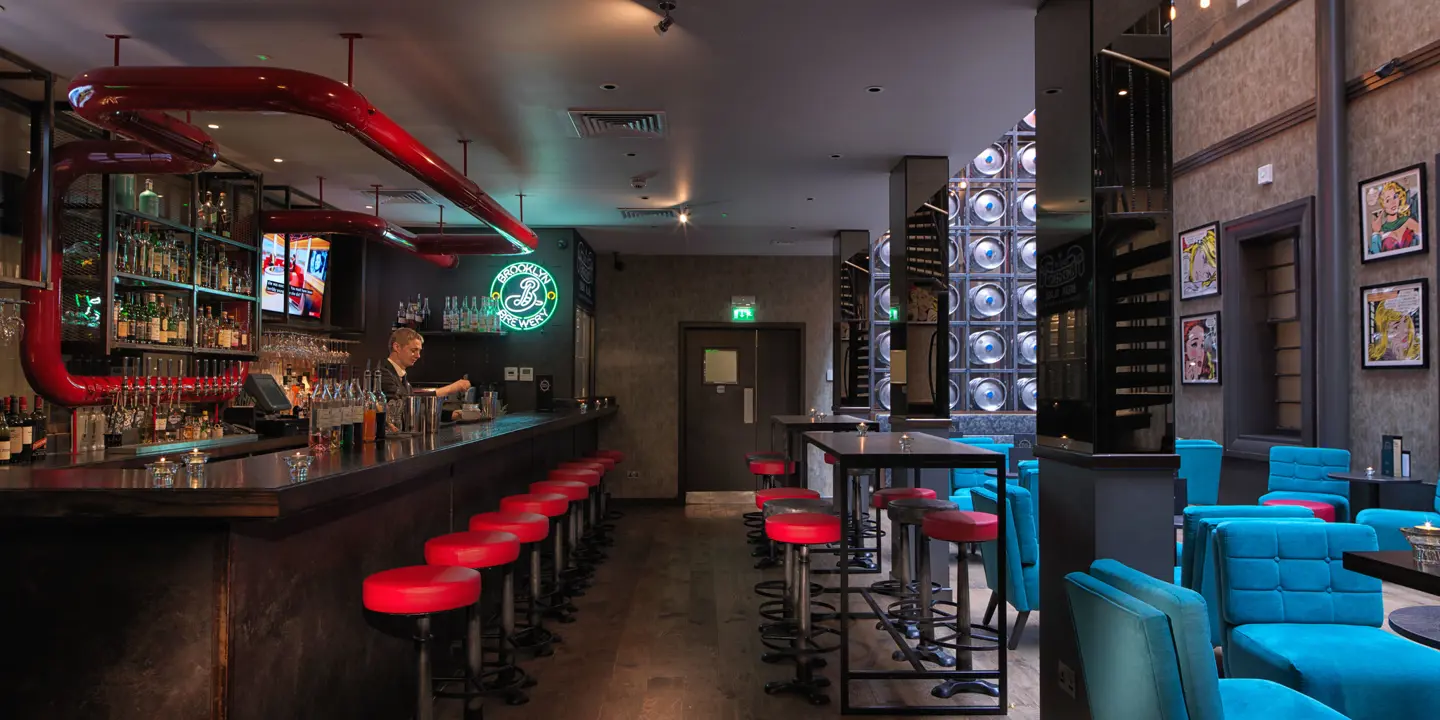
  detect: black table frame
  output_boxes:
[803,431,1008,716]
[1344,550,1440,596]
[770,415,880,578]
[1326,472,1421,517]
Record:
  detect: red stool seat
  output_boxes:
[424,530,522,569]
[1262,498,1335,522]
[750,459,796,476]
[584,456,617,471]
[824,453,838,465]
[469,511,550,543]
[363,565,481,615]
[872,487,938,509]
[530,480,588,502]
[923,510,999,543]
[755,487,821,510]
[746,451,786,462]
[500,493,569,517]
[594,450,625,463]
[550,467,602,487]
[559,460,607,476]
[766,513,842,545]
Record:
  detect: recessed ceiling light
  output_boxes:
[1043,87,1062,95]
[272,158,284,163]
[959,181,968,189]
[640,195,650,200]
[207,123,220,129]
[677,209,690,224]
[789,226,796,230]
[806,197,814,201]
[830,154,843,159]
[365,205,373,209]
[865,86,884,93]
[256,54,270,61]
[601,83,618,91]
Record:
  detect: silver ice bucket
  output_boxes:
[403,395,444,435]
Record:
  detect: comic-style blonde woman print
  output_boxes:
[1369,181,1422,256]
[1369,303,1421,363]
[1180,224,1219,299]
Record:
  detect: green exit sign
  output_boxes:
[889,307,898,321]
[732,306,756,322]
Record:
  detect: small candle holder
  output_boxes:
[1401,521,1440,572]
[856,422,869,436]
[899,433,913,453]
[181,449,210,484]
[1366,466,1375,479]
[147,457,178,487]
[285,452,314,483]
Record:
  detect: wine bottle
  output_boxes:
[6,397,21,463]
[17,397,32,463]
[29,396,44,459]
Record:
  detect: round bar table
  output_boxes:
[1390,605,1440,650]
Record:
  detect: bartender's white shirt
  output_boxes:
[388,358,407,378]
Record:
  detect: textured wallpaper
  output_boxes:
[594,255,835,498]
[1172,0,1296,68]
[1347,0,1440,79]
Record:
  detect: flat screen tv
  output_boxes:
[261,233,331,319]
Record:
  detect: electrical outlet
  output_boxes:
[1257,163,1274,185]
[1058,661,1077,698]
[626,470,640,479]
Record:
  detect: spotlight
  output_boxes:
[1169,4,1177,20]
[654,1,676,35]
[677,208,690,224]
[1118,89,1129,96]
[1199,0,1209,7]
[207,123,220,129]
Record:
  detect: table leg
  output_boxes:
[837,452,851,712]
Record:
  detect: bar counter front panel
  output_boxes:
[0,407,613,720]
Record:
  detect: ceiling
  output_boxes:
[0,0,1038,255]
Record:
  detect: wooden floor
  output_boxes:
[441,504,1438,720]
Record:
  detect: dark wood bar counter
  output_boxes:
[0,407,614,720]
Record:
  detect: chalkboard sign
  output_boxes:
[574,235,596,311]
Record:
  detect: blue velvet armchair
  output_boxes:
[1214,522,1440,720]
[1257,445,1352,521]
[1177,438,1223,506]
[1357,476,1440,550]
[1016,459,1039,494]
[1065,560,1348,719]
[971,480,1036,649]
[950,439,1011,511]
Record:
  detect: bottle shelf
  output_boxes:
[112,341,194,353]
[194,347,258,358]
[113,272,194,292]
[197,286,259,302]
[197,228,257,252]
[116,208,192,233]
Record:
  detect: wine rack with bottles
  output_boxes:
[90,168,264,360]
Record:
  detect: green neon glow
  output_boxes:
[490,261,558,332]
[731,306,755,322]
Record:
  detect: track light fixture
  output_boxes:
[654,1,677,35]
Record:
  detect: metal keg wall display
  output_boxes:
[868,115,1038,416]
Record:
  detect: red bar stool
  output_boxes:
[761,513,842,706]
[363,565,481,720]
[757,497,839,655]
[870,487,939,598]
[423,530,526,711]
[530,479,592,600]
[747,458,798,550]
[556,462,607,547]
[921,510,1001,699]
[469,510,556,655]
[499,493,573,623]
[754,487,822,569]
[590,450,627,523]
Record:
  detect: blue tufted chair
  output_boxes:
[1066,560,1349,720]
[1214,522,1440,720]
[1016,459,1039,495]
[971,480,1036,649]
[1177,439,1223,506]
[1356,475,1440,550]
[1257,446,1352,522]
[949,439,1012,511]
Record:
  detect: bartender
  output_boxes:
[377,327,471,398]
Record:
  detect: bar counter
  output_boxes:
[0,406,614,720]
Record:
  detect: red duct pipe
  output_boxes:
[22,140,246,406]
[261,210,460,269]
[66,66,538,254]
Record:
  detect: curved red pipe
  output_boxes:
[260,209,459,269]
[23,140,246,406]
[411,234,516,256]
[66,66,538,255]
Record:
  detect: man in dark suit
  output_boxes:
[378,327,471,399]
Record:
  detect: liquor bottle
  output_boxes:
[347,367,364,449]
[201,191,215,232]
[147,294,161,343]
[420,297,431,328]
[176,303,189,346]
[470,296,482,333]
[308,375,326,451]
[138,179,160,216]
[373,370,387,443]
[219,256,231,293]
[117,228,131,274]
[16,397,31,462]
[217,192,231,237]
[115,294,130,342]
[29,396,44,458]
[442,296,451,331]
[395,301,406,328]
[0,400,12,465]
[327,373,343,450]
[336,368,353,450]
[362,362,377,443]
[148,234,163,279]
[6,398,21,463]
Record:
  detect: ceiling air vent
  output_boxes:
[568,110,667,139]
[357,189,438,205]
[618,208,678,220]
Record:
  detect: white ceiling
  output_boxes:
[0,0,1038,255]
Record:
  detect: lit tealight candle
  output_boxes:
[1423,521,1436,531]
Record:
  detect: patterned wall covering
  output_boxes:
[1173,0,1440,481]
[594,255,834,499]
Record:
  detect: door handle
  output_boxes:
[743,387,754,424]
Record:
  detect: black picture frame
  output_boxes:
[1359,162,1428,263]
[1179,311,1221,384]
[1178,221,1221,300]
[1360,277,1429,370]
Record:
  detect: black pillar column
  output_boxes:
[1315,0,1349,448]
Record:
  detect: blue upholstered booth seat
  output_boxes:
[1064,559,1347,720]
[1180,505,1315,589]
[972,481,1038,648]
[1257,446,1352,522]
[1177,438,1223,506]
[1215,522,1440,720]
[1190,516,1323,646]
[1016,459,1039,494]
[1356,476,1440,551]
